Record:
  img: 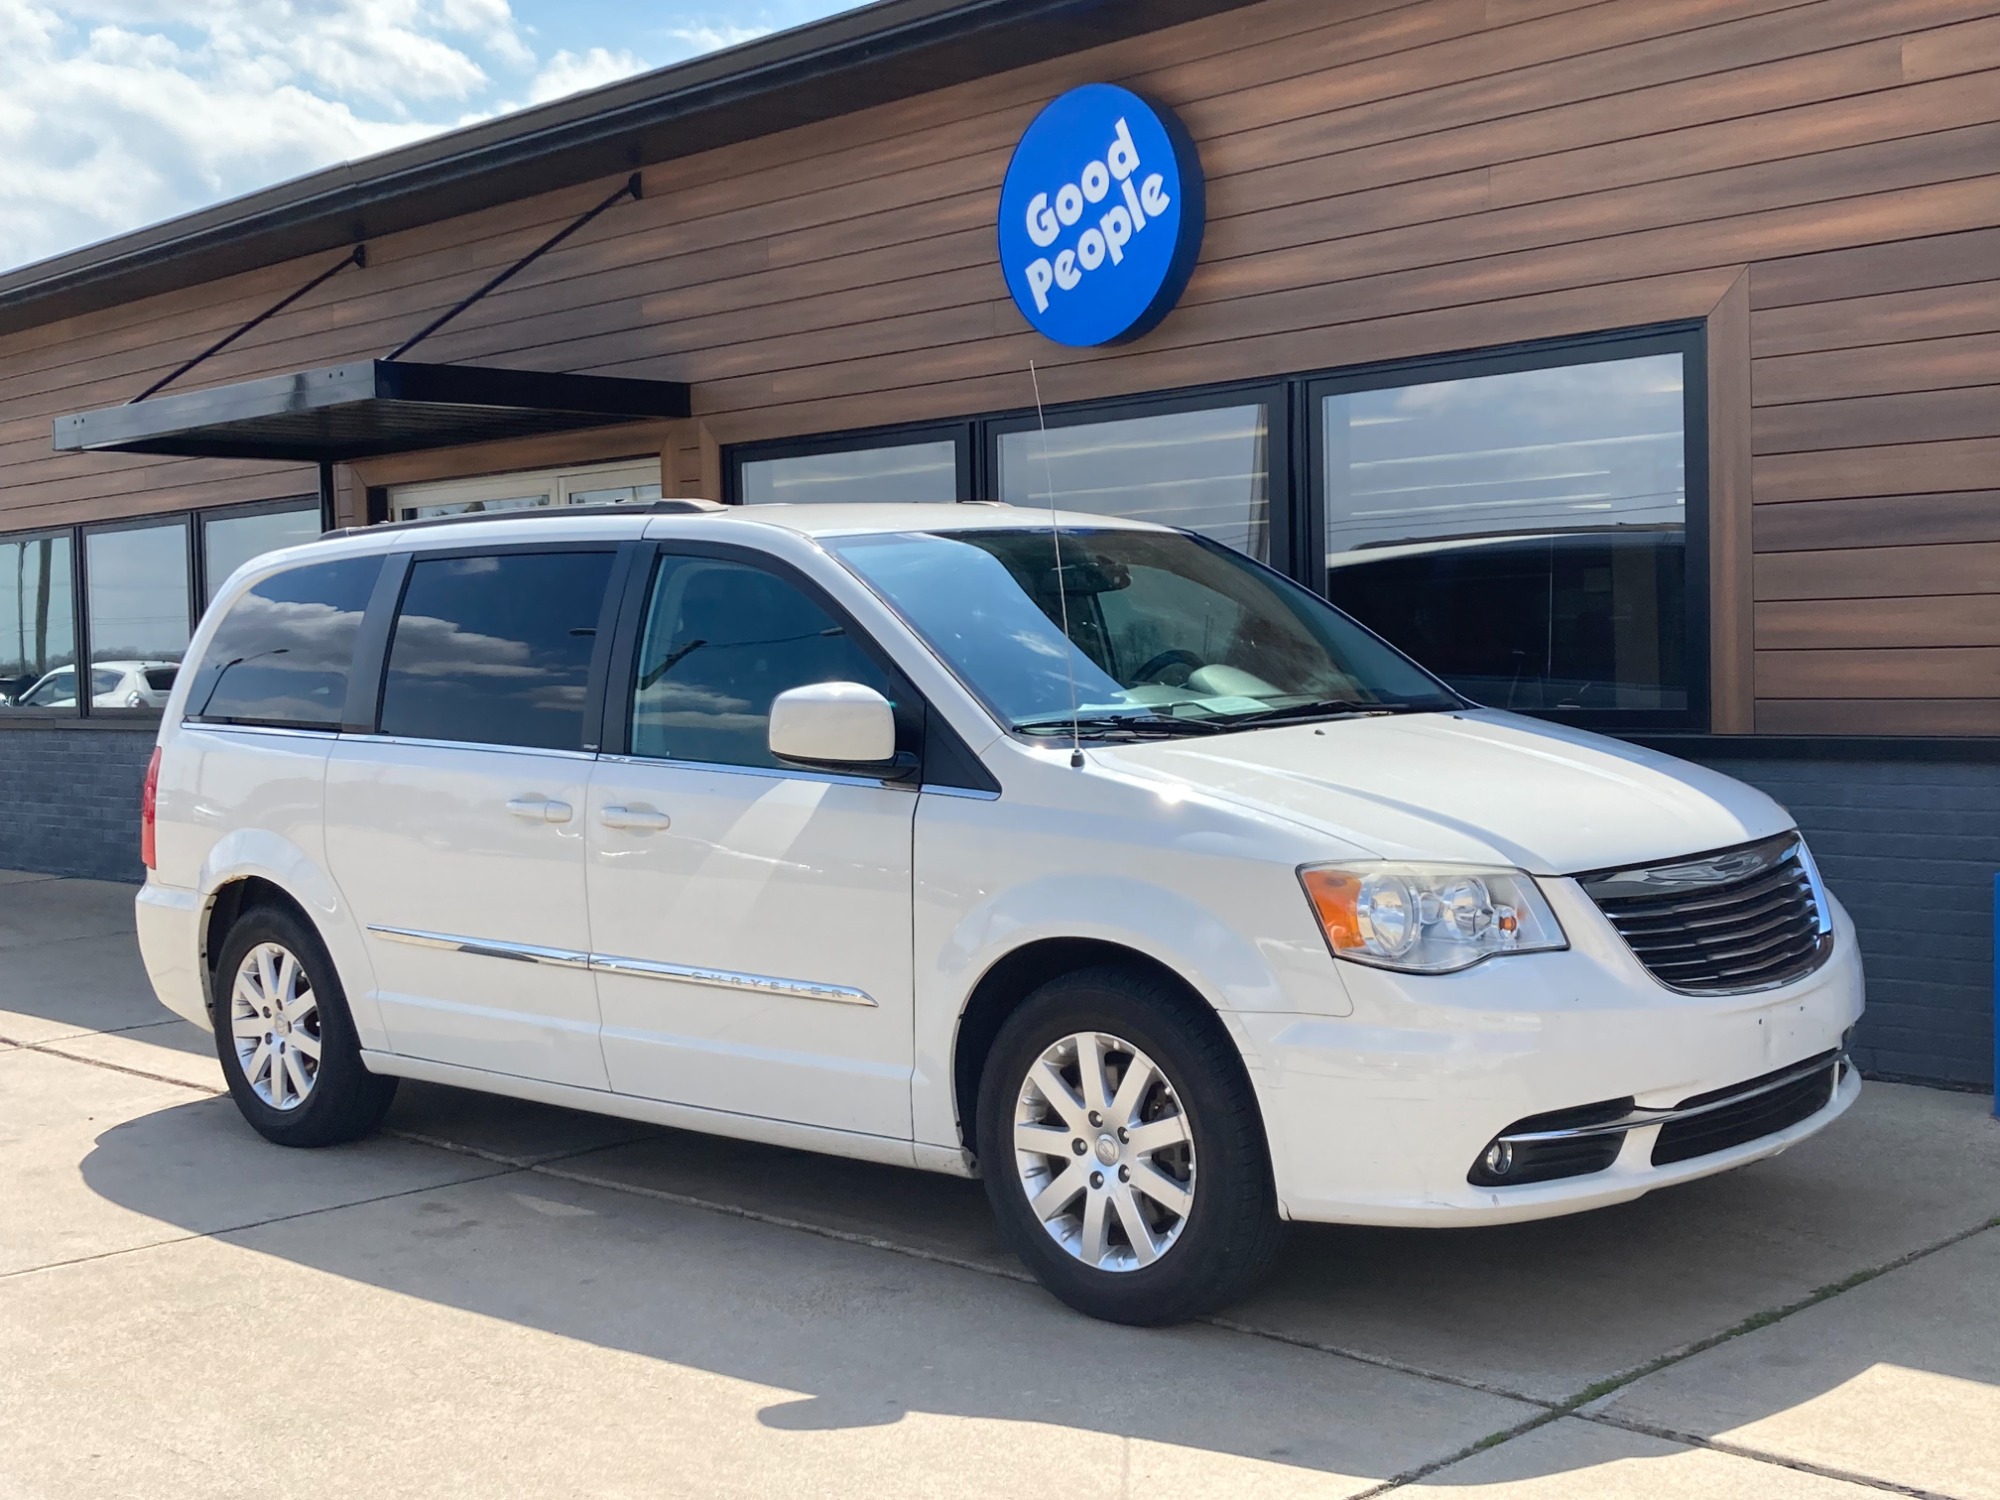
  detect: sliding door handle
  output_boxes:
[506,796,574,825]
[599,804,671,832]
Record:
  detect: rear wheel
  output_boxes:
[212,904,396,1147]
[976,965,1282,1325]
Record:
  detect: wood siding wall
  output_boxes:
[2,0,1996,734]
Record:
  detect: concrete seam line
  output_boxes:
[1345,1408,1570,1500]
[1573,1411,1960,1500]
[529,1160,1040,1285]
[1553,1215,2000,1416]
[2,1038,223,1094]
[0,1165,523,1282]
[1202,1315,1552,1408]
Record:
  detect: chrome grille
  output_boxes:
[1578,833,1833,994]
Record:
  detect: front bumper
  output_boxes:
[1237,880,1866,1227]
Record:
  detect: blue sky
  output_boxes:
[0,1,872,273]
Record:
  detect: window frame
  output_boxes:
[0,494,323,726]
[1304,324,1709,733]
[0,526,83,721]
[725,421,975,506]
[182,553,387,733]
[722,322,1707,732]
[363,539,633,756]
[982,380,1293,574]
[596,538,1010,792]
[78,512,196,723]
[196,496,325,605]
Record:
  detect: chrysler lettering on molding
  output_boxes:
[998,84,1206,348]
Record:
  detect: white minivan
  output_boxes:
[136,501,1862,1323]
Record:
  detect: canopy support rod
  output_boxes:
[130,245,366,404]
[386,174,641,363]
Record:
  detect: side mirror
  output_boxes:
[768,682,912,777]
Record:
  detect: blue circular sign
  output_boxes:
[998,84,1206,348]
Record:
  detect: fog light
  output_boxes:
[1482,1141,1514,1177]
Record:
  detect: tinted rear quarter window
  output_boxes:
[190,556,382,728]
[380,550,614,751]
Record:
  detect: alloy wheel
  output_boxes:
[229,941,322,1111]
[1012,1030,1196,1271]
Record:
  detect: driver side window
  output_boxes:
[628,554,894,769]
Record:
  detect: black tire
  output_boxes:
[211,903,397,1148]
[976,964,1283,1325]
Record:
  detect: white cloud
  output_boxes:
[664,22,769,53]
[0,1,870,274]
[526,46,648,106]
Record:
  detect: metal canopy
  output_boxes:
[52,361,691,462]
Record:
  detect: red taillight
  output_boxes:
[141,746,162,870]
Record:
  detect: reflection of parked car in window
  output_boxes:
[0,671,39,703]
[6,660,179,709]
[1324,527,1686,714]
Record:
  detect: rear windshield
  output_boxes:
[144,668,178,692]
[187,557,382,729]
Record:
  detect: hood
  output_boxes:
[1095,710,1793,875]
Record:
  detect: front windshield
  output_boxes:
[827,526,1461,736]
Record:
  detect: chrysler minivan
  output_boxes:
[136,501,1862,1323]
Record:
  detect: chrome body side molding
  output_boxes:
[366,924,876,1007]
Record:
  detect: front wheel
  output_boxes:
[976,965,1282,1325]
[212,904,397,1148]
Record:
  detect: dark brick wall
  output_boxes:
[1694,757,1997,1091]
[0,728,152,883]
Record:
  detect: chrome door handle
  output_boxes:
[599,804,671,832]
[506,797,574,825]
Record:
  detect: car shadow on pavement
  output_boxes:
[73,1085,2000,1487]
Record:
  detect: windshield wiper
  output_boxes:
[1014,713,1227,740]
[1211,698,1437,728]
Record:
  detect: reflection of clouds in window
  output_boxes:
[212,595,361,669]
[997,406,1271,561]
[1325,353,1686,555]
[389,613,540,677]
[86,524,191,663]
[742,442,958,505]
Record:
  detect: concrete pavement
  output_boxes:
[3,872,1997,1498]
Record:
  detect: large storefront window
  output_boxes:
[737,436,962,505]
[720,327,1703,729]
[201,501,322,603]
[1316,348,1692,717]
[85,520,191,712]
[0,533,77,713]
[994,402,1273,563]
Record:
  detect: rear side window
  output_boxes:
[190,557,381,728]
[380,550,614,752]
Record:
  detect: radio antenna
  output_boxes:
[1030,359,1085,769]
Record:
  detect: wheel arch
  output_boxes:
[200,876,323,1024]
[949,937,1259,1158]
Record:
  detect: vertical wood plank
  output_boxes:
[1707,268,1755,734]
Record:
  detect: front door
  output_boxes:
[585,550,917,1139]
[324,545,619,1089]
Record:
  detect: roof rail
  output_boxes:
[335,497,724,538]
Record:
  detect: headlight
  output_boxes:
[1298,862,1567,974]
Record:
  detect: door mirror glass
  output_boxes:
[768,682,897,769]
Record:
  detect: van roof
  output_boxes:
[322,501,1169,553]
